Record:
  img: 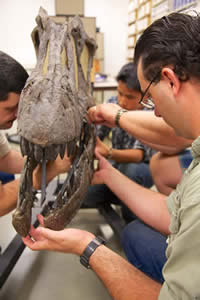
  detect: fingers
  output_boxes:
[22,235,35,247]
[87,105,96,123]
[37,214,44,226]
[21,214,62,251]
[88,105,105,124]
[35,215,59,241]
[22,225,43,249]
[22,227,55,251]
[22,233,47,251]
[95,149,105,161]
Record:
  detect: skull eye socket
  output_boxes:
[72,38,79,90]
[42,42,49,76]
[80,45,89,81]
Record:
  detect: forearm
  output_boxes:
[0,149,24,173]
[102,167,170,235]
[110,148,144,163]
[119,110,192,149]
[140,139,190,155]
[90,244,161,300]
[0,179,19,216]
[23,223,161,300]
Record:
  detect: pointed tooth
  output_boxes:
[28,142,35,158]
[53,145,60,160]
[44,147,49,161]
[23,138,31,156]
[50,145,59,160]
[59,144,66,159]
[67,139,77,156]
[45,145,59,161]
[34,144,43,162]
[72,139,78,156]
[44,147,51,161]
[67,141,73,156]
[20,137,26,157]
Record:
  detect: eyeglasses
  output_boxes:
[139,72,159,109]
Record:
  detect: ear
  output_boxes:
[161,67,180,96]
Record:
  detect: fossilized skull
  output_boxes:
[12,7,97,236]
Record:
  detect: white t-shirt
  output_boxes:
[0,132,10,158]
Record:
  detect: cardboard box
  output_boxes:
[95,32,104,60]
[49,16,96,40]
[81,17,96,40]
[49,16,67,24]
[55,0,84,16]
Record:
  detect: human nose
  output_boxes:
[118,96,127,107]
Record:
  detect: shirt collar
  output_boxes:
[191,136,200,159]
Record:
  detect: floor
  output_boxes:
[0,207,125,300]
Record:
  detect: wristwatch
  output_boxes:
[80,236,106,269]
[115,108,128,127]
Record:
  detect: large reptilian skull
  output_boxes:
[12,7,97,236]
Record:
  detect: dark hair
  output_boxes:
[134,13,200,83]
[116,62,141,92]
[0,51,28,101]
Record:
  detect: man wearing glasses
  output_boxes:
[23,13,198,300]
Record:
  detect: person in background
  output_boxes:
[150,149,193,195]
[84,62,156,222]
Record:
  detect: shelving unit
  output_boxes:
[127,0,199,61]
[169,0,197,12]
[127,0,152,61]
[151,0,169,21]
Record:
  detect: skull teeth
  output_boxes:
[59,144,66,159]
[67,139,77,157]
[20,137,68,162]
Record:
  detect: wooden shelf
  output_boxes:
[137,13,151,21]
[138,0,152,8]
[152,0,166,8]
[127,0,152,52]
[128,20,136,26]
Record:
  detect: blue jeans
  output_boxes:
[121,220,167,283]
[178,149,193,171]
[0,171,15,184]
[84,162,153,222]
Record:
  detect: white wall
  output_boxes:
[85,0,129,76]
[0,0,128,77]
[0,1,55,69]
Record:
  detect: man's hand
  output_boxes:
[22,214,95,256]
[95,137,110,158]
[33,152,72,190]
[92,150,114,185]
[88,103,121,128]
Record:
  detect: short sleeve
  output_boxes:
[0,132,10,158]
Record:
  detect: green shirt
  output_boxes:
[159,136,200,300]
